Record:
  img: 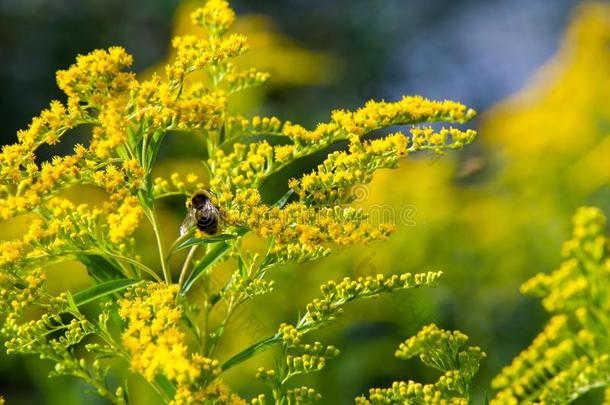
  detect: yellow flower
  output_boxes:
[0,1,478,403]
[0,240,24,267]
[107,196,142,243]
[191,0,236,35]
[90,102,129,158]
[119,283,220,387]
[56,46,134,105]
[172,379,247,405]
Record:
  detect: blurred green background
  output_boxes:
[4,0,610,403]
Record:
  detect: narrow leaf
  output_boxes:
[65,291,79,313]
[73,279,139,307]
[146,131,166,169]
[273,188,294,208]
[78,254,125,283]
[170,226,249,255]
[127,127,140,161]
[221,335,280,371]
[181,242,231,295]
[174,234,237,251]
[154,375,176,399]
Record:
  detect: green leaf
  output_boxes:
[115,144,131,161]
[73,279,139,307]
[174,233,237,251]
[273,188,294,208]
[154,375,176,400]
[222,335,280,371]
[65,291,79,313]
[170,226,249,256]
[78,254,126,283]
[237,253,247,277]
[146,131,166,169]
[127,126,140,161]
[181,242,232,295]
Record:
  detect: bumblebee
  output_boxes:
[180,190,221,236]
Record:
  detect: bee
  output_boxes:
[180,190,221,236]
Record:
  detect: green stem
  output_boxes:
[178,246,198,288]
[221,315,318,372]
[148,209,171,283]
[167,230,194,259]
[208,296,238,357]
[202,274,211,353]
[77,370,121,404]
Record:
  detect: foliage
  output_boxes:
[491,207,610,404]
[351,206,610,405]
[356,324,485,404]
[332,4,610,392]
[0,0,476,403]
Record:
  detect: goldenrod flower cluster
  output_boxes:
[107,196,142,243]
[396,324,469,365]
[0,193,139,284]
[191,0,235,36]
[290,126,474,205]
[0,269,46,333]
[200,95,476,264]
[256,321,339,402]
[0,0,477,403]
[357,381,468,405]
[491,207,610,404]
[0,286,125,401]
[153,172,206,199]
[357,324,484,404]
[118,283,198,383]
[227,270,274,298]
[278,323,304,346]
[249,272,442,402]
[56,47,134,106]
[304,271,443,324]
[286,386,322,404]
[232,199,396,263]
[0,240,24,268]
[209,98,475,196]
[174,379,247,405]
[226,67,270,93]
[118,282,244,404]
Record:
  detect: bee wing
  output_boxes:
[179,210,196,236]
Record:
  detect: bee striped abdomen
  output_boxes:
[196,216,218,234]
